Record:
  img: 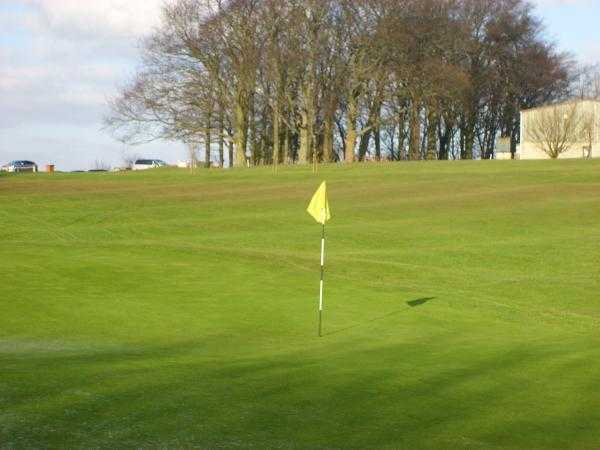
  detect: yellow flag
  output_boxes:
[307,181,331,225]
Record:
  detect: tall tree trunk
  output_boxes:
[461,111,476,160]
[484,126,496,159]
[228,138,234,168]
[323,107,334,163]
[299,111,309,164]
[272,103,280,169]
[358,130,372,161]
[283,126,290,163]
[374,124,381,161]
[373,93,382,161]
[438,119,452,161]
[234,95,248,167]
[299,81,315,164]
[218,110,224,168]
[409,97,421,160]
[204,112,211,168]
[345,127,357,163]
[249,95,258,165]
[358,97,382,161]
[463,128,475,160]
[510,125,518,160]
[397,108,407,160]
[345,90,358,163]
[425,107,438,160]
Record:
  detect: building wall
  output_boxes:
[519,100,600,160]
[496,152,513,160]
[519,141,598,160]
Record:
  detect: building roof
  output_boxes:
[521,98,600,114]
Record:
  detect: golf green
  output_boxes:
[1,160,599,449]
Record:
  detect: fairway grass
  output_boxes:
[1,160,599,449]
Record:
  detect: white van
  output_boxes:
[132,159,167,170]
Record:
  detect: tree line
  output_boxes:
[106,0,576,168]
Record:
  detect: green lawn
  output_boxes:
[1,160,599,449]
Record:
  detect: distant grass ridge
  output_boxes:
[1,160,599,449]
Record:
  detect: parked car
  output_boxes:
[1,160,38,173]
[132,159,167,171]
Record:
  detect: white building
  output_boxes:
[495,137,513,160]
[518,100,600,159]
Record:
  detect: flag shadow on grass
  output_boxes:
[324,297,435,336]
[407,297,435,307]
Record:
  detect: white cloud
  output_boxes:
[579,42,600,64]
[0,39,132,128]
[21,0,165,40]
[0,0,183,170]
[1,0,166,126]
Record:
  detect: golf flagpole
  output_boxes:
[307,181,331,337]
[318,218,325,337]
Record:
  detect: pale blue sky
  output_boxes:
[539,0,600,63]
[1,0,599,170]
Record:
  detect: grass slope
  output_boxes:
[1,161,599,449]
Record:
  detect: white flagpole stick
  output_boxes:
[318,217,325,337]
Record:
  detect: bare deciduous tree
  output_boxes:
[92,160,111,171]
[121,151,141,170]
[526,103,582,159]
